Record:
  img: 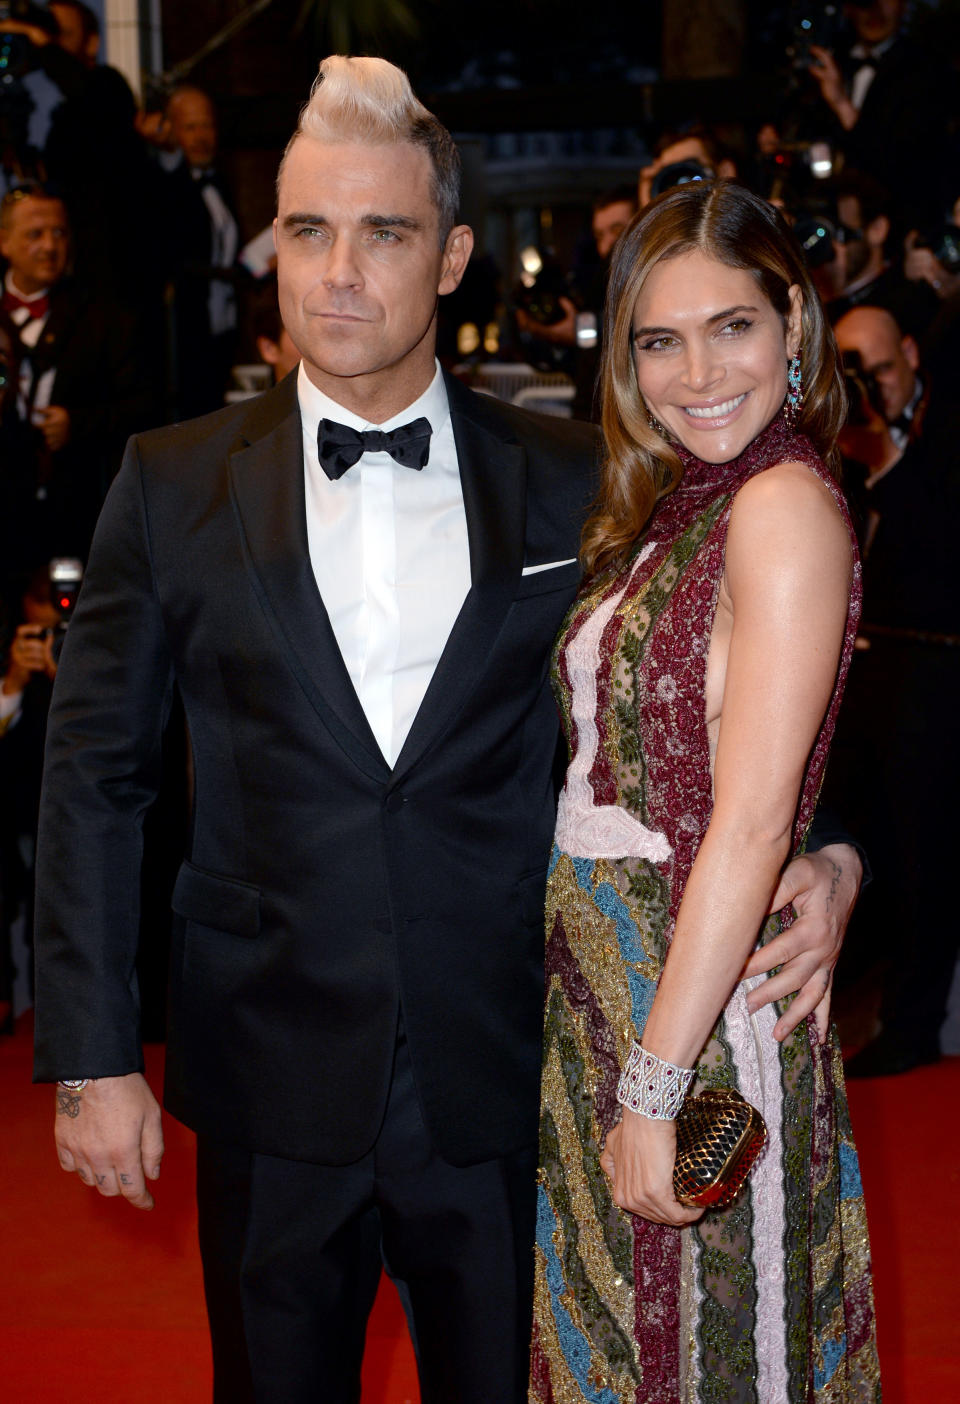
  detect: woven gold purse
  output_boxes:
[673,1088,767,1210]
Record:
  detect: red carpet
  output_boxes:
[2,1015,957,1401]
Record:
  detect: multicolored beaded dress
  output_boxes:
[529,417,880,1403]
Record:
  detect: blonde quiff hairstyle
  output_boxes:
[582,180,847,576]
[278,55,461,245]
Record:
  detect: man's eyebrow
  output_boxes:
[360,214,422,231]
[280,212,422,231]
[633,304,760,336]
[281,212,327,230]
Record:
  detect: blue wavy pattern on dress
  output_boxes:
[814,1332,847,1389]
[838,1141,864,1201]
[566,854,658,1034]
[536,1185,622,1404]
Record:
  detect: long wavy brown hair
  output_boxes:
[581,180,847,576]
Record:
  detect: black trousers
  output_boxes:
[196,1026,538,1404]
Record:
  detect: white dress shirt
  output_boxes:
[849,35,895,111]
[297,361,470,767]
[4,271,55,420]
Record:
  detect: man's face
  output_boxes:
[168,92,218,170]
[835,307,919,421]
[819,194,887,296]
[592,200,636,262]
[23,596,60,629]
[274,137,472,416]
[50,3,97,62]
[0,196,69,294]
[848,0,905,45]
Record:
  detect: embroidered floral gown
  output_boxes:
[530,418,880,1404]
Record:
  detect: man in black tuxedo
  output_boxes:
[0,185,157,591]
[34,57,862,1403]
[808,0,955,228]
[160,86,242,418]
[832,305,960,1077]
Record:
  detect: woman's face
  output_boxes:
[631,249,802,464]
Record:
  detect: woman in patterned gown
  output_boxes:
[530,182,880,1403]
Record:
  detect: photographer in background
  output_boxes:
[0,567,61,1025]
[807,0,955,227]
[0,569,58,736]
[1,2,165,309]
[637,124,736,209]
[830,304,960,1077]
[514,184,637,419]
[825,170,939,338]
[903,192,960,402]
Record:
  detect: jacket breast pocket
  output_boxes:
[514,560,581,600]
[171,860,262,938]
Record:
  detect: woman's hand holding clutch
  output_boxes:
[600,1112,703,1227]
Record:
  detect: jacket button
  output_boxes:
[385,792,405,813]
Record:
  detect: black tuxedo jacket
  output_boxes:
[33,371,598,1166]
[840,37,956,226]
[0,280,160,574]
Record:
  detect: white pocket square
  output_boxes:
[521,558,578,576]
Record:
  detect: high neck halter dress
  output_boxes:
[530,415,880,1403]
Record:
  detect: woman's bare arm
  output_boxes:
[603,462,852,1222]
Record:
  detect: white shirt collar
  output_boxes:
[4,269,50,302]
[851,35,896,62]
[297,360,450,441]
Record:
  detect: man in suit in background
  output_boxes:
[160,86,242,418]
[0,184,156,593]
[34,56,862,1403]
[832,305,960,1077]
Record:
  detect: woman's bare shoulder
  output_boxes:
[725,459,852,598]
[729,459,850,542]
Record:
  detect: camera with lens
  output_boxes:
[841,349,883,426]
[786,2,848,74]
[513,255,572,329]
[793,205,861,269]
[650,159,712,201]
[912,224,960,275]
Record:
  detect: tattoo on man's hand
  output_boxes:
[78,1169,90,1183]
[96,1174,107,1186]
[119,1174,132,1185]
[56,1089,82,1118]
[826,860,842,907]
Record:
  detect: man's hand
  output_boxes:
[904,232,960,300]
[55,1073,164,1210]
[808,46,858,129]
[744,843,862,1043]
[3,623,57,694]
[135,109,173,149]
[515,296,578,347]
[34,405,71,451]
[0,17,52,47]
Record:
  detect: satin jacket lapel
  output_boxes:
[228,377,389,780]
[393,375,526,780]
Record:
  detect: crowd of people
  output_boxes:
[0,4,957,1398]
[0,3,247,599]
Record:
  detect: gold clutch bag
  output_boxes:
[673,1088,767,1210]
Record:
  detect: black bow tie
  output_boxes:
[317,416,432,480]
